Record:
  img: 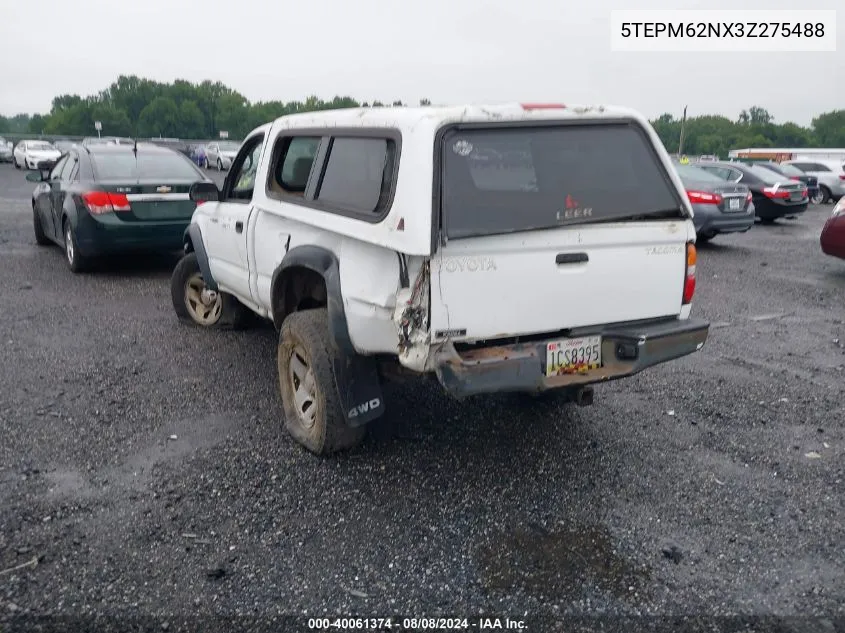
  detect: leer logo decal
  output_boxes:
[557,194,593,221]
[156,185,172,193]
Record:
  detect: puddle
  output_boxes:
[476,523,649,601]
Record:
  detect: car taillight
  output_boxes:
[801,187,808,198]
[683,242,696,305]
[686,190,722,204]
[746,191,753,202]
[761,187,790,199]
[81,191,131,215]
[839,174,845,180]
[520,103,567,110]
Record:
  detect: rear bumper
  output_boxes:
[755,199,808,220]
[693,204,755,235]
[75,213,189,256]
[435,317,710,398]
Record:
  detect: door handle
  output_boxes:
[556,252,588,265]
[235,221,243,234]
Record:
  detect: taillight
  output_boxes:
[683,242,696,305]
[686,190,722,204]
[838,174,845,181]
[520,103,566,110]
[746,191,753,202]
[762,187,790,199]
[801,187,808,198]
[81,191,131,215]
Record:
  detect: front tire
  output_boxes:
[170,252,247,328]
[696,232,715,244]
[217,158,223,171]
[817,186,832,205]
[277,309,366,455]
[810,189,825,205]
[14,156,20,169]
[33,207,50,246]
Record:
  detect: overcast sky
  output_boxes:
[0,0,841,125]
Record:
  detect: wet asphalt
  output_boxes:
[0,162,843,631]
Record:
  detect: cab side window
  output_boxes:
[269,137,321,198]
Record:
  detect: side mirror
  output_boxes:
[26,171,45,182]
[189,181,220,203]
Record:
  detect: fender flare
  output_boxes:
[271,245,353,354]
[184,224,218,292]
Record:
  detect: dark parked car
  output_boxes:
[696,161,808,223]
[27,144,211,273]
[754,161,821,205]
[145,138,193,158]
[673,163,754,243]
[820,198,845,260]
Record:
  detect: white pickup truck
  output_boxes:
[171,103,709,455]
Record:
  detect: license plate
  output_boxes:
[728,198,741,210]
[545,336,602,377]
[790,192,801,201]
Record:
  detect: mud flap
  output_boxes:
[333,350,386,428]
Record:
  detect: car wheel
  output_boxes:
[817,186,831,205]
[63,219,88,273]
[760,218,776,225]
[277,309,366,455]
[810,189,825,205]
[14,156,20,169]
[170,252,247,328]
[33,206,50,246]
[697,232,715,243]
[202,157,208,169]
[217,158,223,171]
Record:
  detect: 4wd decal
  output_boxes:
[348,398,381,419]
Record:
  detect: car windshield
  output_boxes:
[90,151,203,181]
[218,141,240,151]
[775,163,805,177]
[749,164,787,185]
[28,142,54,151]
[675,163,726,184]
[441,123,683,239]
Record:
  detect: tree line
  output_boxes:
[1,75,843,155]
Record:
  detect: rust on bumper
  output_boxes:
[435,317,709,398]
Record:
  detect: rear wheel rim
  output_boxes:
[65,225,74,264]
[184,273,222,325]
[811,191,823,205]
[288,345,318,429]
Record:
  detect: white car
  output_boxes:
[0,137,12,163]
[783,158,845,204]
[170,103,710,455]
[14,140,61,170]
[203,140,240,170]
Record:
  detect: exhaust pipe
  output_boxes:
[573,386,594,407]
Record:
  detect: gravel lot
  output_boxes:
[0,162,843,631]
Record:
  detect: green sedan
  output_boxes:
[28,143,212,273]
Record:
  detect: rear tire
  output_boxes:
[810,189,825,205]
[14,156,20,169]
[63,219,89,273]
[277,309,366,455]
[170,252,248,328]
[217,158,223,171]
[33,207,50,246]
